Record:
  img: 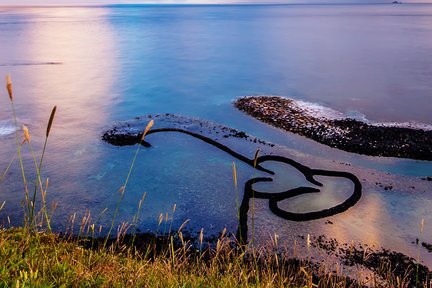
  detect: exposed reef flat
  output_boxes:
[102,114,274,149]
[234,96,432,161]
[101,114,432,271]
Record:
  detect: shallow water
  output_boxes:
[0,4,431,268]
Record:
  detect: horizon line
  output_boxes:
[0,1,428,7]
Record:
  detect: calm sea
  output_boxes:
[0,4,431,265]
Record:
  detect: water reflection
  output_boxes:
[0,6,119,226]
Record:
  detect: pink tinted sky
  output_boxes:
[1,0,432,5]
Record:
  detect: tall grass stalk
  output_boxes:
[0,153,16,184]
[23,125,51,232]
[232,161,241,242]
[251,148,260,245]
[163,212,169,237]
[131,192,146,246]
[6,74,31,229]
[37,106,57,231]
[167,203,176,237]
[416,218,425,287]
[156,213,164,236]
[170,235,175,268]
[104,119,154,248]
[199,227,204,254]
[5,75,56,232]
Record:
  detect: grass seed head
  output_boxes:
[177,219,190,233]
[118,185,125,194]
[140,119,154,142]
[6,74,12,101]
[232,162,237,188]
[253,149,260,168]
[158,213,163,226]
[46,106,57,138]
[199,228,204,246]
[22,125,30,144]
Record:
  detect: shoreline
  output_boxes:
[101,114,432,273]
[89,230,432,286]
[3,227,430,286]
[234,96,432,161]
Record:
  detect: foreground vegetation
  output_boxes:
[0,75,430,287]
[0,227,352,287]
[1,226,431,287]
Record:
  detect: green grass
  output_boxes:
[0,227,353,288]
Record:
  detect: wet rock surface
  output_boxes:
[102,114,275,148]
[234,96,432,161]
[314,235,432,287]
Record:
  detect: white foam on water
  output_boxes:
[291,98,432,130]
[372,121,432,131]
[0,120,15,136]
[293,100,345,120]
[345,110,369,123]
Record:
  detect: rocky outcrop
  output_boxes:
[234,96,432,161]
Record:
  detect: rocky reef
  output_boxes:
[234,96,432,161]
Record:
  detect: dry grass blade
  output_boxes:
[1,153,17,184]
[46,106,57,138]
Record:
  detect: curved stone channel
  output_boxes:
[103,114,362,243]
[234,96,432,161]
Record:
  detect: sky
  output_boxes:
[0,0,431,5]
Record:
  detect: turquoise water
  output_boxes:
[0,4,431,265]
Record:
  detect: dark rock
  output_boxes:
[422,242,432,252]
[234,96,432,161]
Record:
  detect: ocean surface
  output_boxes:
[0,3,431,267]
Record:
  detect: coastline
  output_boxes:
[234,96,432,161]
[2,227,431,287]
[101,114,432,272]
